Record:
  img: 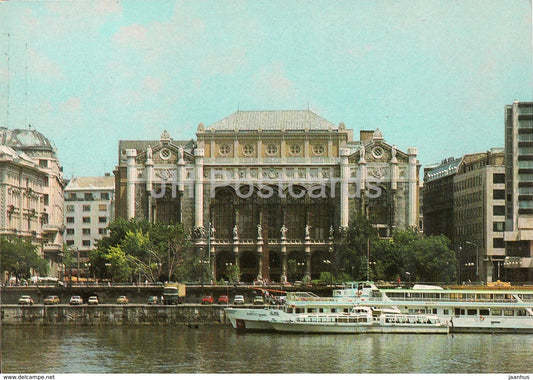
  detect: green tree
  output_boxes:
[0,237,48,281]
[338,213,379,281]
[90,218,191,282]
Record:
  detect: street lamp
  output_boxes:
[405,271,411,288]
[466,241,479,282]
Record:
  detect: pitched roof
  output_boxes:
[65,176,115,190]
[207,110,338,131]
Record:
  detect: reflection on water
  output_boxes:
[2,325,532,373]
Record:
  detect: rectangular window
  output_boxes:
[101,192,110,200]
[44,194,49,206]
[82,240,91,247]
[493,205,505,216]
[82,217,91,223]
[493,190,505,200]
[82,228,91,235]
[68,193,77,200]
[39,159,48,168]
[83,205,91,212]
[66,240,75,246]
[99,216,107,223]
[493,173,505,183]
[99,204,108,211]
[84,193,94,201]
[493,222,505,232]
[98,228,107,235]
[493,238,505,248]
[66,205,75,212]
[66,228,75,235]
[66,217,75,223]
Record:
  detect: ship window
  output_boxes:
[295,308,304,314]
[467,309,477,316]
[504,310,514,316]
[331,308,337,313]
[343,308,349,313]
[517,310,527,317]
[307,308,316,313]
[491,309,502,316]
[319,308,324,313]
[443,309,449,315]
[479,309,489,316]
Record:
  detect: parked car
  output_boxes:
[116,296,129,304]
[88,296,99,305]
[147,296,159,305]
[253,296,264,305]
[233,295,245,305]
[69,296,83,305]
[218,295,229,304]
[18,295,34,305]
[43,295,60,305]
[201,295,214,304]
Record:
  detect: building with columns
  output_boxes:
[114,110,419,282]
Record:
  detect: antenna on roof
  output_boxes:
[6,33,10,129]
[25,41,28,129]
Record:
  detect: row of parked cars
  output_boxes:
[17,295,129,305]
[200,294,265,305]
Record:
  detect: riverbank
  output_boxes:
[0,304,252,326]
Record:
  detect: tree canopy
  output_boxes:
[88,218,207,283]
[0,237,48,280]
[338,214,457,284]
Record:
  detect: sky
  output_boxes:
[1,0,532,178]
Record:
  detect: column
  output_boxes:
[194,148,204,227]
[407,147,418,227]
[339,148,350,227]
[126,149,137,220]
[145,147,154,222]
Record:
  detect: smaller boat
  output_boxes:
[270,306,449,334]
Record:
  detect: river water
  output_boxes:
[1,325,532,374]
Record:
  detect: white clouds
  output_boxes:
[27,48,63,83]
[250,63,301,106]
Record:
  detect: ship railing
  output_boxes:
[386,296,524,304]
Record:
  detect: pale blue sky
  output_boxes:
[1,0,532,177]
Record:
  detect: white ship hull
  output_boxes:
[449,316,533,333]
[271,321,448,334]
[225,308,285,331]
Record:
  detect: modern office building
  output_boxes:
[0,127,64,278]
[424,150,506,283]
[63,175,115,268]
[504,101,533,282]
[114,110,420,282]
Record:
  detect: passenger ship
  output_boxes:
[225,282,533,333]
[270,306,449,334]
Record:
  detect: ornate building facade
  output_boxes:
[0,127,65,279]
[114,110,419,282]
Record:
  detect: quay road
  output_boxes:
[1,283,328,305]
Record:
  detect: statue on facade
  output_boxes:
[305,224,311,238]
[391,144,397,160]
[329,225,334,239]
[359,143,366,161]
[257,224,262,239]
[233,225,238,239]
[280,225,288,239]
[147,145,153,160]
[210,224,216,239]
[178,145,184,161]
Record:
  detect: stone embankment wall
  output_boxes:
[1,305,252,326]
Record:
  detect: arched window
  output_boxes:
[213,188,235,240]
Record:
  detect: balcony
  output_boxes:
[43,243,62,253]
[42,224,61,233]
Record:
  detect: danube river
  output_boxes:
[2,325,532,373]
